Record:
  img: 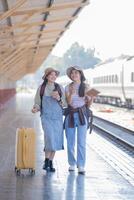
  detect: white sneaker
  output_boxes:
[78,167,85,175]
[68,165,75,171]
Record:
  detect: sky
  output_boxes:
[51,0,134,60]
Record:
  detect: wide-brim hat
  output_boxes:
[42,67,60,80]
[66,66,86,81]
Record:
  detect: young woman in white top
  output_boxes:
[65,66,92,175]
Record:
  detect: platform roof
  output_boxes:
[0,0,89,81]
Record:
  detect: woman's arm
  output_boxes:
[65,84,75,105]
[85,95,94,107]
[65,92,72,105]
[31,87,41,113]
[59,85,67,107]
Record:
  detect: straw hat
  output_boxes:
[42,67,60,80]
[66,66,86,81]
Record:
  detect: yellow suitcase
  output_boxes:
[15,128,36,175]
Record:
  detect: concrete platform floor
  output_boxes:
[0,92,134,200]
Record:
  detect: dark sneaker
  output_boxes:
[43,158,49,170]
[49,160,56,172]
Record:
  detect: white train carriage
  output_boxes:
[88,58,134,108]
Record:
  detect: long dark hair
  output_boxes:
[79,81,86,97]
[78,70,86,97]
[40,78,47,97]
[70,71,86,97]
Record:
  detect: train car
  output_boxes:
[87,57,134,108]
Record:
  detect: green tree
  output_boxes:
[33,42,101,79]
[62,42,101,71]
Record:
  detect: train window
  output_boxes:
[106,76,108,83]
[110,75,112,83]
[111,74,118,83]
[131,72,134,82]
[104,76,106,83]
[115,75,118,83]
[112,75,114,83]
[102,76,104,83]
[108,75,111,83]
[93,74,119,84]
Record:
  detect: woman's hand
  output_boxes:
[85,95,94,107]
[51,91,60,101]
[31,106,39,113]
[31,108,38,113]
[69,84,76,95]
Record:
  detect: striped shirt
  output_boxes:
[65,83,90,109]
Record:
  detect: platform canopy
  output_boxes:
[0,0,89,81]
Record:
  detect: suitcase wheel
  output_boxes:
[15,169,21,175]
[29,168,35,175]
[15,166,21,175]
[15,166,17,172]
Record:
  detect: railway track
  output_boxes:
[87,116,134,186]
[93,116,134,148]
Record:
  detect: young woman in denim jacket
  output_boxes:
[65,66,92,175]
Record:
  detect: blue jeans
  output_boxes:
[65,112,87,168]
